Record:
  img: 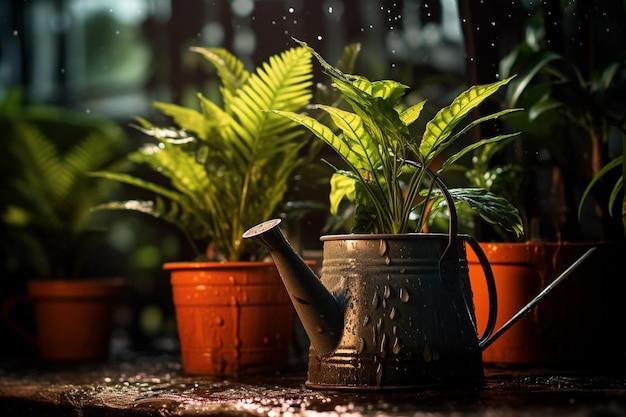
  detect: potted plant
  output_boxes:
[244,39,523,390]
[0,94,127,362]
[91,44,360,375]
[463,1,626,367]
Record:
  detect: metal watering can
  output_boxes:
[242,183,595,390]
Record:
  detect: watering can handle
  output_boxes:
[404,161,461,287]
[464,236,498,345]
[405,161,497,343]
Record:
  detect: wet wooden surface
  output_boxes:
[1,353,625,417]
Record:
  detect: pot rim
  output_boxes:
[163,260,277,270]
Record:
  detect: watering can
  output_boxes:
[242,184,595,390]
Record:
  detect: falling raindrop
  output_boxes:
[363,314,370,326]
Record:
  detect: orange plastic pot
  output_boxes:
[165,261,295,375]
[2,278,125,362]
[468,241,624,367]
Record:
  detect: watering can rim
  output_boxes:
[320,232,473,241]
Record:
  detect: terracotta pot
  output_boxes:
[2,278,125,362]
[164,261,295,375]
[468,241,625,367]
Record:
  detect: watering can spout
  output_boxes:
[243,219,343,355]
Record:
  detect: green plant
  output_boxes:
[431,137,527,241]
[498,2,626,241]
[273,40,523,237]
[503,47,626,240]
[1,96,126,279]
[91,46,317,261]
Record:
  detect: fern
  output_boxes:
[93,46,316,261]
[3,111,124,278]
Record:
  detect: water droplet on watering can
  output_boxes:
[383,284,391,299]
[372,292,379,308]
[380,333,388,353]
[392,337,402,354]
[378,239,388,256]
[393,325,398,335]
[389,307,397,320]
[376,363,383,385]
[214,316,224,326]
[377,317,383,332]
[356,337,366,354]
[399,287,410,303]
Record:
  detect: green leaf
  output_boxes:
[190,47,249,96]
[329,173,356,215]
[420,77,515,163]
[431,188,524,237]
[579,155,624,219]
